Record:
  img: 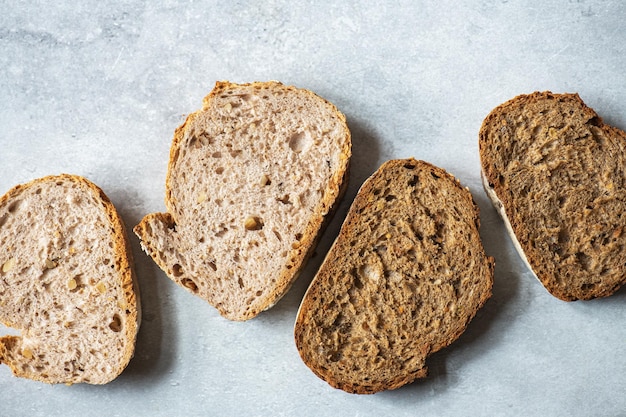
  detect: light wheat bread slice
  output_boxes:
[0,174,140,384]
[134,81,351,321]
[294,158,494,394]
[479,91,626,300]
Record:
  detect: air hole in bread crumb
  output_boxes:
[288,131,312,153]
[172,263,184,277]
[181,278,198,292]
[408,175,418,187]
[215,167,225,175]
[7,200,22,213]
[109,315,122,332]
[212,151,222,158]
[238,277,244,288]
[277,194,291,204]
[208,261,217,271]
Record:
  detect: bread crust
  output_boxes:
[135,81,351,320]
[0,174,140,384]
[479,91,626,300]
[295,159,494,394]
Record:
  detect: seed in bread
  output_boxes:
[479,91,626,300]
[0,174,140,384]
[294,159,494,394]
[134,81,351,321]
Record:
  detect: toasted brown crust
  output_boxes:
[295,159,494,394]
[0,174,140,384]
[479,91,626,300]
[135,81,351,320]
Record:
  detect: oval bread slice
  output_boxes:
[479,91,626,300]
[0,174,140,384]
[294,159,494,394]
[134,81,351,321]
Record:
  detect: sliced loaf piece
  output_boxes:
[479,91,626,300]
[294,159,494,394]
[0,174,140,384]
[134,81,351,320]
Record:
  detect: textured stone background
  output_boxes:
[1,1,625,415]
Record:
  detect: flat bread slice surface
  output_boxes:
[480,91,626,300]
[0,174,140,384]
[295,159,493,394]
[135,81,351,320]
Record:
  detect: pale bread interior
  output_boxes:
[135,81,351,320]
[0,175,139,384]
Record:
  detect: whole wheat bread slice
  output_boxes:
[0,174,140,384]
[480,91,626,300]
[294,159,494,394]
[134,81,351,320]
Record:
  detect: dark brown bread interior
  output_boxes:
[480,91,626,300]
[294,159,494,394]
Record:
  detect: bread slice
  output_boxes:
[294,158,494,394]
[134,81,351,321]
[479,91,626,300]
[0,174,140,384]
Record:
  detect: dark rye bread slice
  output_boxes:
[0,174,140,384]
[294,159,494,394]
[134,81,351,321]
[479,91,626,300]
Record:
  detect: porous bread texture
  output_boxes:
[134,81,351,321]
[479,91,626,300]
[294,159,494,394]
[0,174,140,384]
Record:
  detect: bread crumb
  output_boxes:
[96,282,107,294]
[244,216,263,231]
[260,174,271,186]
[45,258,58,269]
[22,348,33,359]
[2,257,16,273]
[197,192,208,204]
